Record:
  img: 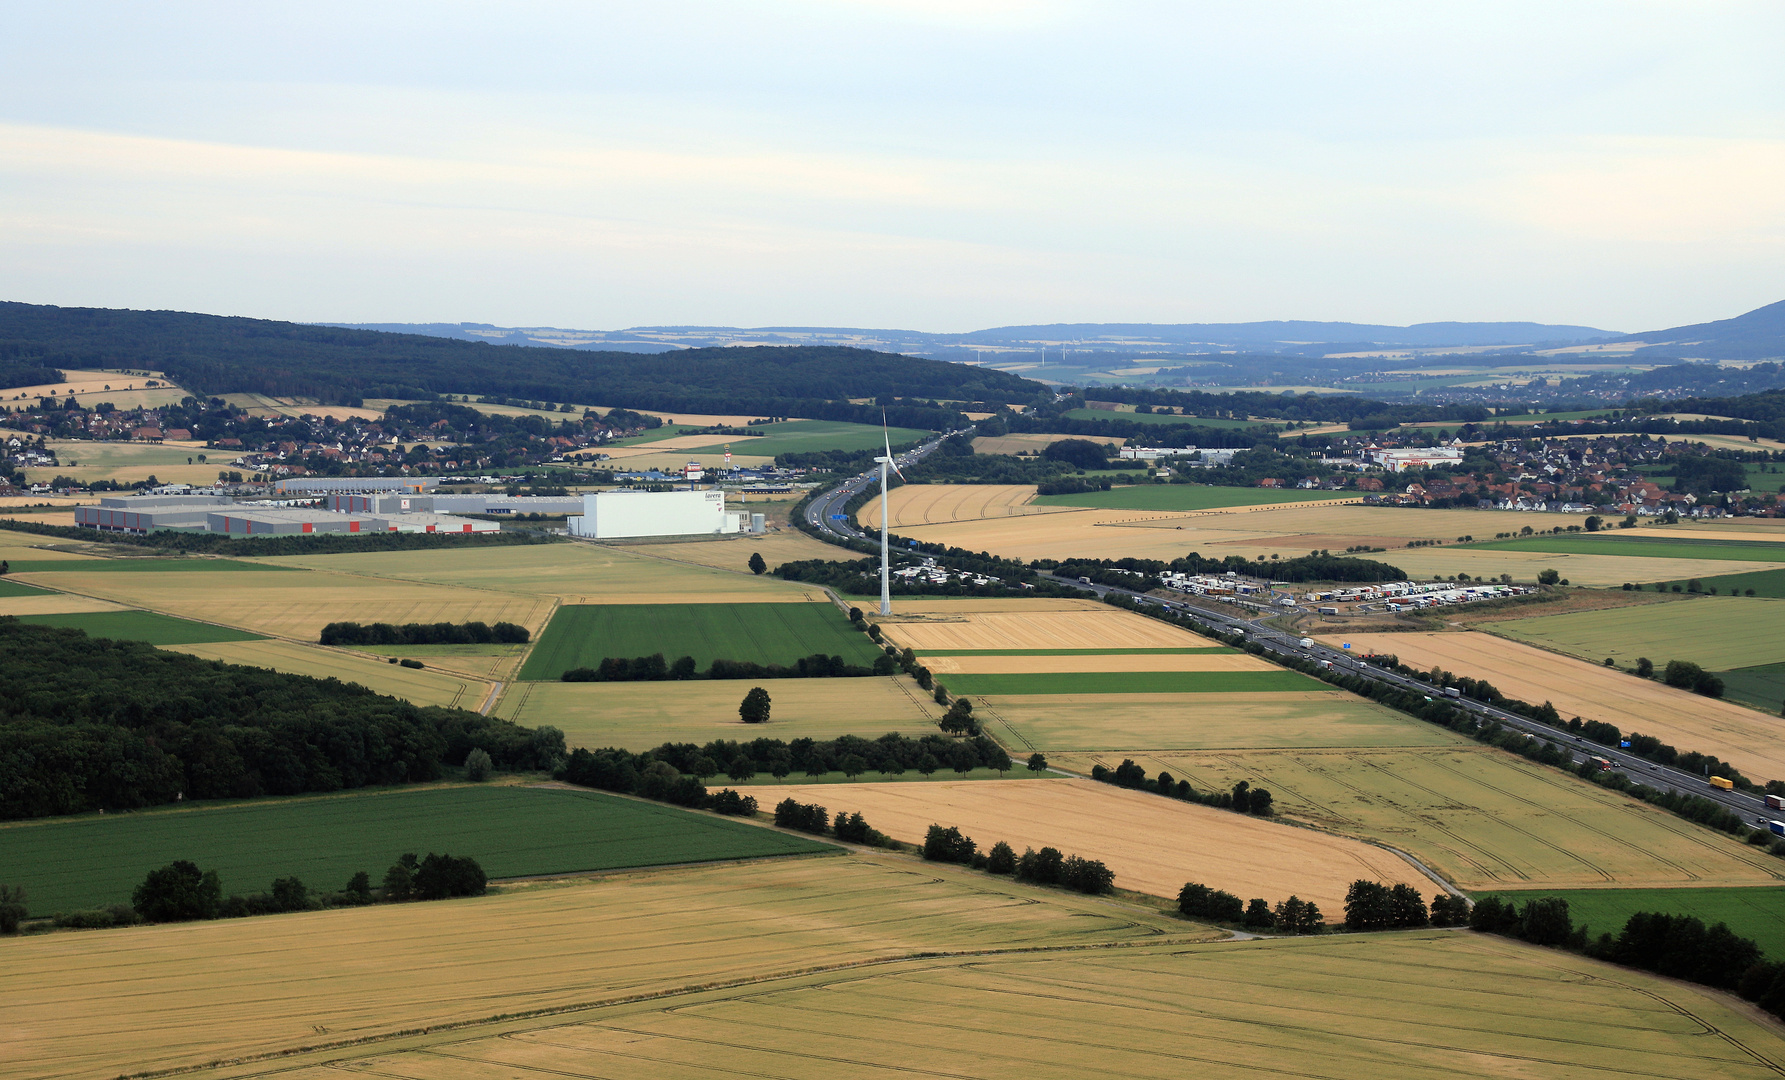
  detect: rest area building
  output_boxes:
[569,489,755,540]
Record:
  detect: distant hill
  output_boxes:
[331,318,1619,357]
[1614,298,1785,360]
[0,303,1046,416]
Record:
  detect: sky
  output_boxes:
[1,1,1781,333]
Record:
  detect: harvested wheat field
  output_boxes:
[0,592,125,616]
[0,855,1195,1080]
[257,542,825,603]
[925,651,1277,674]
[626,529,840,574]
[1072,746,1785,892]
[19,568,556,643]
[162,640,493,709]
[1388,546,1777,588]
[498,677,939,750]
[1325,631,1785,783]
[971,432,1124,455]
[983,691,1458,752]
[751,777,1427,910]
[0,529,102,564]
[290,934,1785,1080]
[881,603,1205,652]
[857,483,1077,528]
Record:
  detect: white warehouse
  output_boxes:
[569,489,756,540]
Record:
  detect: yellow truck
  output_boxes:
[1709,776,1735,791]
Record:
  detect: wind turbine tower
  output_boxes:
[874,419,905,616]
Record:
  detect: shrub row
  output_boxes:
[555,747,759,816]
[626,733,1020,783]
[920,824,1114,894]
[1091,759,1273,815]
[772,799,895,847]
[561,652,890,682]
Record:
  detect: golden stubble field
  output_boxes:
[0,593,125,616]
[15,567,557,643]
[971,432,1125,455]
[1325,631,1785,783]
[259,542,828,604]
[878,600,1202,651]
[923,651,1275,674]
[1068,746,1785,893]
[0,855,1203,1080]
[749,777,1429,911]
[499,677,941,750]
[163,640,494,710]
[285,934,1785,1080]
[858,483,1076,528]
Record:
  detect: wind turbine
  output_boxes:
[874,415,905,616]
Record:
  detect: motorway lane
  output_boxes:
[795,443,1772,829]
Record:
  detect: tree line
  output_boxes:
[0,620,565,820]
[772,799,895,847]
[1047,550,1408,586]
[561,733,1021,791]
[561,651,892,683]
[321,620,530,646]
[920,824,1115,895]
[1092,759,1275,815]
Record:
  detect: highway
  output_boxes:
[798,453,1773,829]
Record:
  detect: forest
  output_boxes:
[0,302,1045,414]
[0,620,564,820]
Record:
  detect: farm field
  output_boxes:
[926,650,1272,674]
[1064,406,1276,428]
[918,645,1234,655]
[1487,885,1785,959]
[983,691,1459,752]
[1032,484,1354,511]
[359,642,529,680]
[623,528,841,574]
[939,669,1324,695]
[970,432,1124,455]
[259,540,824,603]
[5,368,189,411]
[497,677,940,750]
[11,566,557,642]
[0,592,124,616]
[726,418,930,456]
[221,393,389,421]
[1699,567,1785,598]
[1493,595,1785,671]
[163,640,492,709]
[0,854,1196,1080]
[0,578,48,596]
[879,599,1205,651]
[0,527,104,563]
[1328,631,1785,783]
[15,609,263,644]
[1063,747,1785,892]
[1384,546,1777,587]
[284,933,1785,1080]
[26,439,224,487]
[519,602,881,680]
[748,777,1427,910]
[859,483,1072,528]
[0,784,830,916]
[5,556,298,573]
[1472,534,1785,563]
[1722,662,1785,715]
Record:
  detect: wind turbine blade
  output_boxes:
[883,413,905,480]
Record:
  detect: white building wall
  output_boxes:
[570,489,739,539]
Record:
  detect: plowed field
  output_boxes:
[1323,631,1785,783]
[748,777,1428,910]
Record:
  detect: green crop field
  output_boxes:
[991,693,1454,752]
[1470,535,1785,563]
[941,669,1322,696]
[1722,662,1785,715]
[1486,886,1785,959]
[1032,484,1353,511]
[1698,567,1785,598]
[0,578,48,596]
[917,646,1238,656]
[0,784,831,915]
[1062,407,1275,429]
[734,419,929,456]
[15,609,265,645]
[1493,595,1785,671]
[519,601,882,680]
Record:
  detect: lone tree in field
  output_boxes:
[464,747,493,782]
[739,686,772,724]
[132,860,222,923]
[0,884,26,934]
[1027,752,1048,773]
[748,552,767,575]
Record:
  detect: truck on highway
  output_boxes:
[1770,821,1785,838]
[1710,776,1736,791]
[1298,637,1314,648]
[1767,794,1785,811]
[1587,756,1613,772]
[1443,687,1462,699]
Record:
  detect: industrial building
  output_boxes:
[568,489,761,540]
[327,492,585,516]
[274,478,437,495]
[75,495,497,537]
[1370,446,1465,472]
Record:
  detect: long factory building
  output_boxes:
[76,495,498,536]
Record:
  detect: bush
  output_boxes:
[464,747,493,781]
[923,824,978,864]
[774,798,829,834]
[985,840,1017,875]
[706,788,759,816]
[412,853,487,900]
[1060,855,1116,895]
[1015,845,1065,885]
[0,884,27,933]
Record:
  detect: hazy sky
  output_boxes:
[2,1,1780,332]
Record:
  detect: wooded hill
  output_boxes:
[0,302,1047,415]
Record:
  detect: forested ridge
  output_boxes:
[0,620,563,819]
[0,302,1044,414]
